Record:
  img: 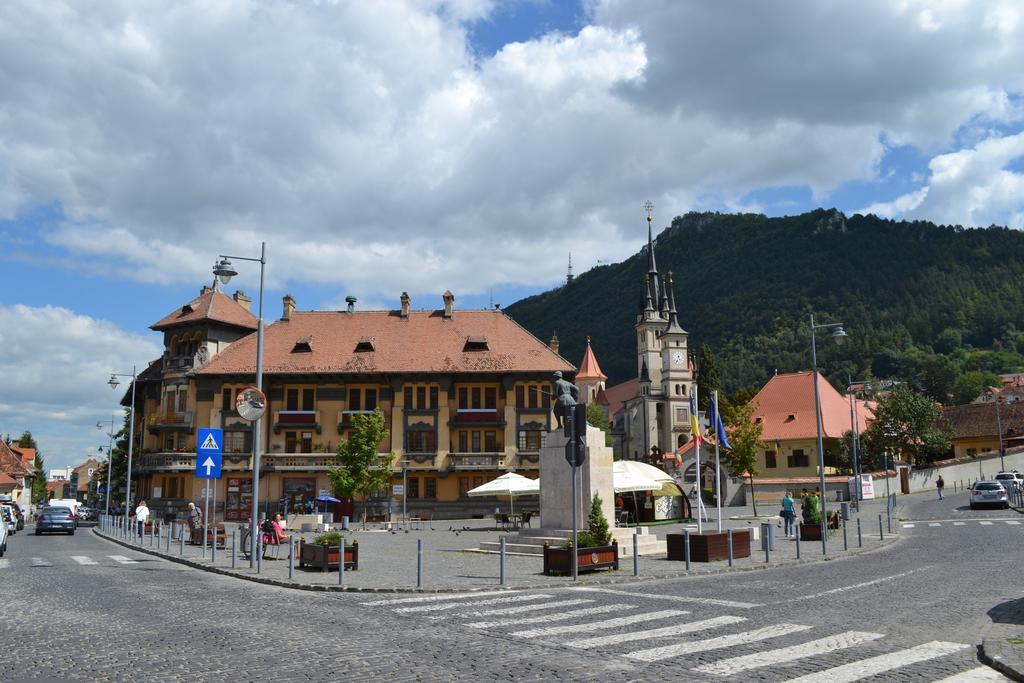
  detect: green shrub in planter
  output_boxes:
[312,530,349,547]
[563,493,612,548]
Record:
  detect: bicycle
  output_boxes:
[239,519,272,560]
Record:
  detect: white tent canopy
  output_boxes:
[466,472,539,517]
[613,460,678,493]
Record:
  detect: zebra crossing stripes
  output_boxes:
[71,556,98,565]
[569,586,759,609]
[785,640,969,682]
[465,604,621,629]
[31,557,51,567]
[108,555,138,564]
[692,630,884,676]
[394,593,552,614]
[1006,520,1021,525]
[979,521,994,525]
[0,558,9,569]
[902,519,1021,528]
[934,665,1012,681]
[510,609,688,639]
[928,522,941,527]
[450,598,594,619]
[954,522,966,526]
[564,615,746,650]
[360,591,511,606]
[624,623,812,662]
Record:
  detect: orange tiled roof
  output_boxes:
[151,288,257,331]
[11,445,35,468]
[603,378,640,418]
[0,472,15,486]
[73,458,100,474]
[940,401,1024,439]
[199,309,575,376]
[576,338,607,381]
[0,440,32,476]
[751,371,873,441]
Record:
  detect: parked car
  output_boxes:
[970,481,1010,509]
[994,472,1023,495]
[0,507,7,557]
[36,507,76,535]
[0,498,22,530]
[0,506,16,535]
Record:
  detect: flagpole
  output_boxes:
[694,385,702,534]
[713,390,722,532]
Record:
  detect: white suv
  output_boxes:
[994,472,1024,495]
[0,507,8,556]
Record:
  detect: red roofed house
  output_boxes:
[750,371,873,479]
[124,286,574,521]
[1,440,35,510]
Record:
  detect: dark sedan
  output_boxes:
[35,507,76,535]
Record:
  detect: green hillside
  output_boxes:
[505,209,1024,402]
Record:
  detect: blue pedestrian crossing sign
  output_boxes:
[196,428,223,479]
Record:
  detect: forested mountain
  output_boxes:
[505,209,1024,402]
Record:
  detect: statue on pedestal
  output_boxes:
[552,370,579,429]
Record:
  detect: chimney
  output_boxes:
[400,291,411,318]
[549,333,560,354]
[442,290,454,318]
[233,290,252,312]
[345,295,357,314]
[282,294,296,321]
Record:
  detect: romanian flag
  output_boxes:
[674,443,685,465]
[689,395,702,447]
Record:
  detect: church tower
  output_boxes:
[576,336,608,405]
[636,201,664,387]
[659,273,694,451]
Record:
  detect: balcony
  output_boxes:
[515,451,541,469]
[447,452,504,470]
[273,410,322,434]
[261,453,340,472]
[338,409,378,432]
[137,453,196,473]
[450,409,504,427]
[147,411,194,433]
[162,355,195,372]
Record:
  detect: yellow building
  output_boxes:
[940,402,1024,459]
[124,286,573,521]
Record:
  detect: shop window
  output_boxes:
[424,477,437,499]
[407,477,420,499]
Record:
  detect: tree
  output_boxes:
[31,453,47,504]
[721,401,766,516]
[18,431,38,449]
[327,409,395,528]
[585,401,613,448]
[862,385,951,467]
[918,355,959,403]
[951,370,1002,405]
[695,343,721,411]
[577,492,611,548]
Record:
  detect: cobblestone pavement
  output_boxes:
[88,496,906,591]
[0,489,1017,681]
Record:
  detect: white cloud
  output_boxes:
[0,0,1023,304]
[0,303,162,469]
[858,132,1024,228]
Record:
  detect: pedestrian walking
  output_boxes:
[135,500,149,538]
[187,502,202,545]
[781,490,796,538]
[936,475,945,500]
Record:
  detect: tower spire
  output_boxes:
[665,271,686,334]
[643,200,660,306]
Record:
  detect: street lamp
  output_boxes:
[214,243,266,567]
[97,413,117,517]
[994,394,1006,471]
[109,367,137,520]
[810,314,847,555]
[846,380,872,508]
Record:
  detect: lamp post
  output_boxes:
[810,313,847,555]
[846,380,871,508]
[108,368,137,522]
[213,242,266,568]
[994,394,1006,471]
[97,414,116,517]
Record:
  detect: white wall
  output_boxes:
[880,449,1024,494]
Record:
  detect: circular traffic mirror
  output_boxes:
[236,386,267,422]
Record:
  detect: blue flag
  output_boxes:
[709,393,732,450]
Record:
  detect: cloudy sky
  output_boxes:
[2,0,1023,468]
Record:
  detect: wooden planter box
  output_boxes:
[205,527,226,548]
[799,524,822,541]
[666,530,751,563]
[543,541,618,576]
[298,541,359,572]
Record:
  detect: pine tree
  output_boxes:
[586,493,611,546]
[31,454,47,504]
[696,343,721,411]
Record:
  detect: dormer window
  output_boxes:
[754,417,763,424]
[291,335,313,353]
[785,413,797,422]
[180,304,194,315]
[463,336,489,352]
[354,337,375,353]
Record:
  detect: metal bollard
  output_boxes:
[878,514,884,541]
[500,536,507,586]
[796,524,801,559]
[212,529,217,563]
[887,509,892,535]
[633,529,640,577]
[180,527,185,555]
[857,518,863,547]
[257,533,263,574]
[231,529,237,569]
[727,529,734,567]
[764,528,770,564]
[843,517,848,551]
[288,537,294,580]
[417,539,424,589]
[338,538,345,587]
[684,530,691,571]
[166,523,172,553]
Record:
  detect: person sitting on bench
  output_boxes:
[268,513,289,543]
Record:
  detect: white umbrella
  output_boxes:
[613,469,661,493]
[467,472,539,518]
[613,461,677,524]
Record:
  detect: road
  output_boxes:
[0,489,1018,682]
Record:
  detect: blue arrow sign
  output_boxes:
[196,428,223,479]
